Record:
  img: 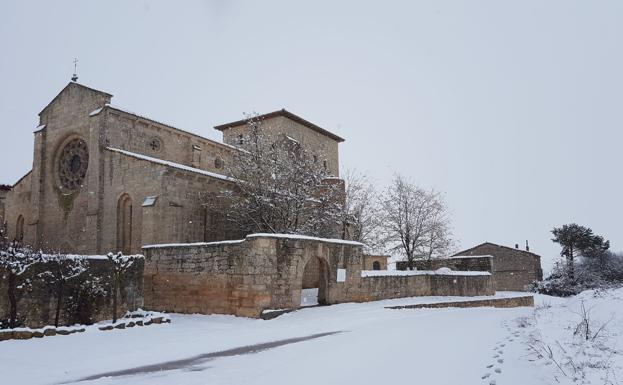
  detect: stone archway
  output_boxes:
[301,256,329,306]
[116,194,133,254]
[372,260,381,270]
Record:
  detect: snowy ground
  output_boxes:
[1,290,622,385]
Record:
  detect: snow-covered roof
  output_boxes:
[246,233,363,246]
[143,239,245,249]
[214,109,346,143]
[361,270,491,277]
[106,147,234,182]
[449,255,493,260]
[90,104,240,152]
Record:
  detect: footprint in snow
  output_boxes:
[486,364,494,369]
[493,354,499,358]
[489,380,497,385]
[498,350,503,354]
[495,368,502,373]
[482,373,491,379]
[497,358,504,364]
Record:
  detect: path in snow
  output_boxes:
[64,331,341,384]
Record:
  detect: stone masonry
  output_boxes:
[142,234,495,318]
[4,82,344,256]
[453,242,543,291]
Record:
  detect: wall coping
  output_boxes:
[246,233,363,246]
[143,233,363,250]
[449,255,494,260]
[361,269,491,277]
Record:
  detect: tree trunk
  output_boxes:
[112,278,118,324]
[567,245,574,281]
[54,282,64,327]
[8,273,17,328]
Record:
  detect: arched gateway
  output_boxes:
[301,256,329,306]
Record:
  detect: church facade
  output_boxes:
[3,82,344,255]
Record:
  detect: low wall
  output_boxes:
[396,256,493,272]
[143,234,496,318]
[0,256,144,328]
[386,295,534,309]
[349,272,495,302]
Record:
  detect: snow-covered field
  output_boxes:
[1,290,622,385]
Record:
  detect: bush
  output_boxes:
[534,252,623,296]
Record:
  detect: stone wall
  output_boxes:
[453,243,543,291]
[396,256,493,272]
[0,256,144,328]
[350,274,494,302]
[386,295,534,310]
[143,234,495,318]
[102,107,234,175]
[363,255,389,270]
[0,186,9,229]
[219,114,341,177]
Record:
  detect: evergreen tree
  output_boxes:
[551,223,610,281]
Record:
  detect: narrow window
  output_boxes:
[238,134,244,145]
[372,261,381,270]
[16,215,24,242]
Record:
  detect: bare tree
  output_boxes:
[378,174,453,269]
[340,169,381,249]
[39,254,89,327]
[107,252,142,323]
[422,197,454,260]
[0,231,40,328]
[214,114,343,238]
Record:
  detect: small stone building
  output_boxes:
[363,255,389,270]
[452,242,543,291]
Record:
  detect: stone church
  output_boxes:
[3,82,345,255]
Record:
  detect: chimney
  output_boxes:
[515,244,519,249]
[525,240,530,252]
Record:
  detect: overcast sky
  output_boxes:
[1,0,622,271]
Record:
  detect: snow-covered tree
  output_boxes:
[39,254,89,327]
[378,174,453,269]
[213,114,343,238]
[107,252,142,323]
[0,231,40,328]
[339,169,381,249]
[552,224,610,281]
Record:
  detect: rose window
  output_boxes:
[58,138,89,190]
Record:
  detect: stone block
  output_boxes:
[0,331,14,341]
[13,330,33,340]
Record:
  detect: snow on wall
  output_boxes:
[143,233,364,249]
[106,147,233,182]
[361,269,491,277]
[143,239,245,249]
[246,233,364,246]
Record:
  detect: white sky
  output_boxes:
[1,0,622,271]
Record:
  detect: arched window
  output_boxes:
[117,194,133,254]
[16,215,24,242]
[372,261,381,270]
